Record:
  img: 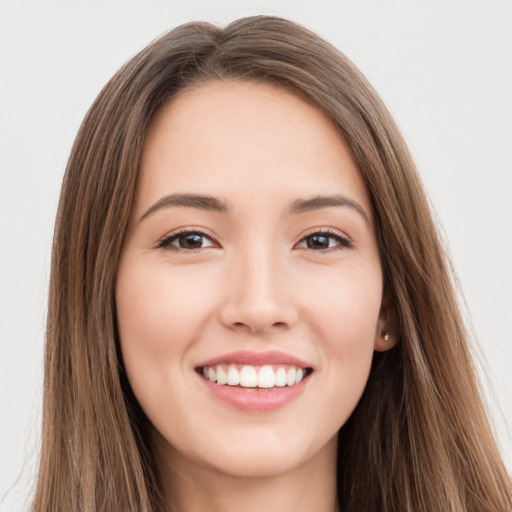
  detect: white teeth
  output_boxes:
[202,363,309,388]
[240,366,258,387]
[275,367,287,387]
[286,367,296,386]
[227,365,240,386]
[257,365,275,388]
[216,365,227,385]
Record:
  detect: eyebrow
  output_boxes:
[139,193,228,221]
[139,192,369,224]
[289,195,370,224]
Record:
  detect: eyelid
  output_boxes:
[156,227,220,250]
[295,227,353,250]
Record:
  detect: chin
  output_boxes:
[187,426,337,480]
[206,443,311,478]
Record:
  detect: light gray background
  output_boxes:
[1,1,511,510]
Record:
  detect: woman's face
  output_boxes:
[116,81,388,479]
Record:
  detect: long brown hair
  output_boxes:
[33,16,511,512]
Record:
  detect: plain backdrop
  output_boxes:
[1,1,511,510]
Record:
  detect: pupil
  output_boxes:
[307,235,329,249]
[180,234,203,249]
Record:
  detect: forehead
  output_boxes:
[137,80,372,218]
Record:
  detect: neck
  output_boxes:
[152,432,339,512]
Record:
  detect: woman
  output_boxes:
[32,15,512,512]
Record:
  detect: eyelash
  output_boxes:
[156,228,218,251]
[156,228,352,252]
[296,228,352,251]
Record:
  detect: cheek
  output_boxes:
[299,264,382,417]
[115,259,217,400]
[117,259,216,340]
[302,262,382,348]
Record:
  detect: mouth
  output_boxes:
[195,351,313,411]
[196,363,314,389]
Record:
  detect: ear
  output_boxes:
[374,293,399,352]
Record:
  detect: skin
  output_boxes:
[116,81,395,512]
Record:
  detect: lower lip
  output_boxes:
[200,375,308,412]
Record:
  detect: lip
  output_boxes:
[199,375,309,412]
[197,350,312,368]
[196,351,312,412]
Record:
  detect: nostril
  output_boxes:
[230,320,290,332]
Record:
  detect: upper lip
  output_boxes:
[197,350,312,369]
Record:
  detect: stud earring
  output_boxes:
[382,331,390,342]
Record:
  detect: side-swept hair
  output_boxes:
[33,16,511,512]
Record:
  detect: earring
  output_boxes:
[382,331,390,342]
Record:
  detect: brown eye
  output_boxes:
[306,234,330,249]
[158,231,215,250]
[297,231,351,250]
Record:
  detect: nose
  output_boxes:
[218,246,298,334]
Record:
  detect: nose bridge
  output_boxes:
[220,237,297,333]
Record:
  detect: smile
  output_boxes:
[200,364,311,389]
[195,351,313,411]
